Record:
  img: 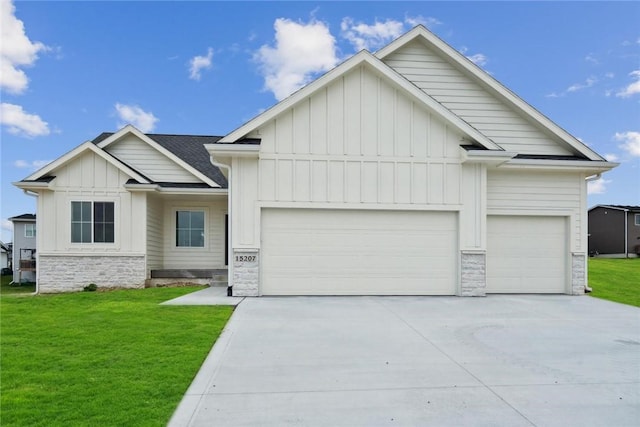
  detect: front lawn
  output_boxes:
[588,258,640,307]
[1,274,35,295]
[0,287,234,426]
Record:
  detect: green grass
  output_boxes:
[1,274,36,295]
[588,258,640,307]
[0,287,234,426]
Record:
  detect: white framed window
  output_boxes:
[25,223,36,238]
[176,210,205,247]
[71,201,115,243]
[635,214,640,226]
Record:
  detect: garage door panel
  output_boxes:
[261,209,457,295]
[487,215,566,294]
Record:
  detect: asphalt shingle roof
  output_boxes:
[9,213,36,221]
[92,132,228,188]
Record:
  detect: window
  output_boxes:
[176,210,205,247]
[24,223,36,238]
[71,201,114,243]
[635,214,640,226]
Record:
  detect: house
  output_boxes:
[0,241,10,271]
[8,214,37,283]
[588,205,640,257]
[15,26,616,295]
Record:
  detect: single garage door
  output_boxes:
[261,209,457,295]
[487,215,567,293]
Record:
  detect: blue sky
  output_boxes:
[1,0,639,243]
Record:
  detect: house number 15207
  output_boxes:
[235,255,256,262]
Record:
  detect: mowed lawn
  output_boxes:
[588,258,640,307]
[0,285,233,426]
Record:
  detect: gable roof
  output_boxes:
[375,25,605,161]
[589,205,640,213]
[20,141,150,184]
[95,125,225,188]
[219,50,502,150]
[93,131,227,188]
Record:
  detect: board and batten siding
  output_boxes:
[254,64,463,206]
[487,170,585,252]
[38,151,146,254]
[161,199,227,269]
[106,135,200,183]
[146,195,164,272]
[383,41,573,156]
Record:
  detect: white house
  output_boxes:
[15,26,616,295]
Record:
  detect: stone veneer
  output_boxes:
[571,253,586,295]
[38,255,146,293]
[232,249,259,296]
[460,251,486,296]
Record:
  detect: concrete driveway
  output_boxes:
[169,295,640,427]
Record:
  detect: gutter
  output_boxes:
[583,174,604,293]
[209,157,233,296]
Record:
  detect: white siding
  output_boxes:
[146,195,163,272]
[106,134,200,183]
[487,170,584,251]
[161,199,227,269]
[41,151,145,254]
[383,40,573,156]
[257,64,463,208]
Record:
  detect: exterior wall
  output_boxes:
[588,207,625,255]
[12,221,36,283]
[571,253,586,295]
[39,151,146,255]
[382,40,573,156]
[460,251,486,296]
[146,195,164,272]
[105,134,200,183]
[38,255,145,293]
[161,197,227,269]
[627,212,640,256]
[487,170,584,253]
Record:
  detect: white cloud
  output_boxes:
[188,47,213,81]
[404,14,441,29]
[115,103,158,133]
[14,159,52,170]
[615,131,640,157]
[467,53,488,67]
[584,53,599,64]
[0,0,49,94]
[0,102,49,137]
[616,70,640,98]
[604,153,619,162]
[1,219,13,232]
[255,18,338,101]
[567,76,598,93]
[341,17,405,51]
[587,177,611,195]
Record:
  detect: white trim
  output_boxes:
[376,25,606,161]
[219,51,501,151]
[24,223,36,238]
[635,214,640,226]
[498,158,616,173]
[97,125,222,188]
[257,201,462,211]
[21,141,149,184]
[205,144,260,158]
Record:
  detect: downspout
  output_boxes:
[22,190,39,295]
[209,157,233,295]
[583,174,602,293]
[624,208,628,258]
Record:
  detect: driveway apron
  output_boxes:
[169,295,640,427]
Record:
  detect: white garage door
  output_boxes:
[487,215,567,293]
[261,209,458,295]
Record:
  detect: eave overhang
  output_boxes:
[497,159,618,173]
[460,149,517,166]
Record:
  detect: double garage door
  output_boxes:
[261,209,457,295]
[260,209,568,295]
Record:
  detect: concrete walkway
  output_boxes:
[169,295,640,426]
[161,286,244,306]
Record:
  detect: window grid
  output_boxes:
[71,201,114,243]
[176,210,205,247]
[24,223,36,238]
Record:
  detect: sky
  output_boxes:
[1,0,639,243]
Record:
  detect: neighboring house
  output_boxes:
[588,205,640,258]
[8,214,37,283]
[15,26,616,295]
[0,241,10,270]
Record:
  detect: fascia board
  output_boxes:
[22,141,149,183]
[499,159,617,173]
[376,25,605,161]
[205,143,260,158]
